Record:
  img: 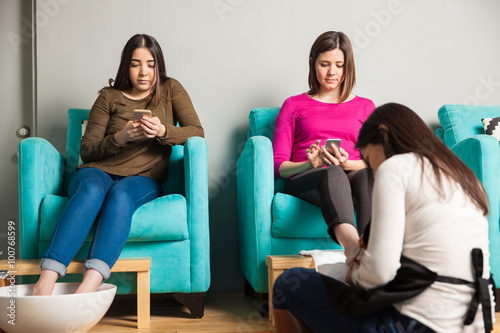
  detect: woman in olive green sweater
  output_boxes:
[34,34,203,295]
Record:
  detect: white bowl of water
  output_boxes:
[0,282,116,333]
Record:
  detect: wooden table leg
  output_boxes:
[268,265,273,323]
[266,255,316,327]
[268,267,284,326]
[137,270,150,329]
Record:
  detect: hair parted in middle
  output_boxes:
[307,31,356,103]
[110,34,169,106]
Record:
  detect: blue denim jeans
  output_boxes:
[273,267,435,333]
[41,167,162,280]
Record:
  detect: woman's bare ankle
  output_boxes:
[33,284,54,296]
[75,269,103,294]
[33,270,59,296]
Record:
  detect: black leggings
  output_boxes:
[283,166,373,243]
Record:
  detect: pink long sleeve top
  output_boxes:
[273,93,375,178]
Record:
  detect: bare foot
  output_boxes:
[75,269,103,294]
[332,223,361,265]
[33,270,59,296]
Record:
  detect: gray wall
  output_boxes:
[5,0,500,291]
[1,1,33,260]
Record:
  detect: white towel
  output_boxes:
[299,249,349,284]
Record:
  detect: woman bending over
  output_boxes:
[273,103,494,332]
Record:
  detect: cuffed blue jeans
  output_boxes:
[273,267,435,333]
[41,167,162,280]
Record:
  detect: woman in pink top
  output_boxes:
[273,31,375,262]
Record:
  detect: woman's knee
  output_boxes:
[106,176,161,208]
[319,166,350,195]
[105,186,134,207]
[272,267,317,309]
[323,166,349,184]
[325,165,344,176]
[69,168,112,200]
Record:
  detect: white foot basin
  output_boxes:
[0,283,116,333]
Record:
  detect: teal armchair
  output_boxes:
[236,108,342,294]
[436,105,500,290]
[18,108,210,316]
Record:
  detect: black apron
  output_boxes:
[321,249,494,332]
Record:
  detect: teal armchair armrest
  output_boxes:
[18,138,65,259]
[184,136,210,292]
[236,136,274,292]
[449,134,500,282]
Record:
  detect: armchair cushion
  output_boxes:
[271,193,328,238]
[438,104,500,147]
[481,117,500,141]
[39,194,189,244]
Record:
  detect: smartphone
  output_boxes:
[133,109,152,122]
[325,139,341,154]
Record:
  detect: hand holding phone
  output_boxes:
[325,139,341,154]
[133,109,152,123]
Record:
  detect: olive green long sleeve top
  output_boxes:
[79,78,204,181]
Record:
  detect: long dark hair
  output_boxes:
[307,31,356,103]
[109,34,169,106]
[355,103,489,216]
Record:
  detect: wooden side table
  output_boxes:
[265,255,315,326]
[0,257,151,329]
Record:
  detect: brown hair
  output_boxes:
[307,31,356,103]
[355,103,489,216]
[107,34,169,106]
